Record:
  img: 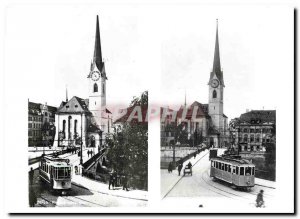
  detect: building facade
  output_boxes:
[28,101,57,146]
[53,16,112,150]
[230,110,276,152]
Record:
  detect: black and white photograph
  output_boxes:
[159,6,293,213]
[1,1,295,214]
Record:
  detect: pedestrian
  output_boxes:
[113,171,118,188]
[187,161,192,169]
[168,162,173,173]
[108,172,114,190]
[29,167,34,185]
[29,188,37,207]
[87,150,90,157]
[178,163,183,176]
[122,174,129,191]
[256,190,264,207]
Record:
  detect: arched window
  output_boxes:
[62,120,66,139]
[94,83,98,93]
[213,90,217,98]
[68,116,72,139]
[102,83,105,94]
[250,134,254,143]
[74,120,77,134]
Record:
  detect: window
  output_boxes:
[228,165,231,173]
[250,135,254,143]
[252,167,255,175]
[233,166,236,174]
[225,164,228,171]
[243,134,248,143]
[221,163,224,171]
[245,167,252,175]
[74,120,78,134]
[68,116,72,139]
[75,104,78,108]
[66,105,69,108]
[29,117,32,121]
[213,90,217,98]
[244,128,248,133]
[63,120,66,138]
[102,83,105,94]
[94,83,98,92]
[256,134,260,142]
[28,124,32,128]
[240,167,244,175]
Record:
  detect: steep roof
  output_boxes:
[57,96,91,114]
[114,105,148,124]
[177,101,210,119]
[28,101,57,115]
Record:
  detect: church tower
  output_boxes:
[88,15,107,126]
[208,20,225,131]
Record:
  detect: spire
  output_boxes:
[209,19,224,86]
[66,86,68,102]
[184,90,187,107]
[213,19,221,73]
[93,15,103,71]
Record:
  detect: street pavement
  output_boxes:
[161,148,277,211]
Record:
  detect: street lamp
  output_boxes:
[80,113,83,165]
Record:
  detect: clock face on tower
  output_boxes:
[211,79,219,88]
[91,71,100,81]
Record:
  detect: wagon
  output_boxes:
[183,165,192,176]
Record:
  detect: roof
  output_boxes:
[57,96,91,114]
[28,101,57,115]
[87,123,102,133]
[114,105,148,124]
[212,156,255,166]
[177,101,210,119]
[239,110,276,124]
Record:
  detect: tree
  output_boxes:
[106,91,148,190]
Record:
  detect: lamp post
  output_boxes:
[80,113,83,165]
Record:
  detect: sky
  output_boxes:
[4,4,293,121]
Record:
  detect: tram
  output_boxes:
[210,155,255,189]
[39,155,72,191]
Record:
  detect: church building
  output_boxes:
[175,20,229,148]
[53,16,112,150]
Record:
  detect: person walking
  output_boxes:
[178,162,183,176]
[29,167,34,185]
[108,172,114,190]
[256,190,264,207]
[168,162,173,173]
[122,174,129,191]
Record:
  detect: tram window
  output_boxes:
[228,165,231,173]
[233,166,236,174]
[240,167,244,175]
[252,167,255,175]
[225,164,228,171]
[221,163,224,171]
[211,161,213,167]
[245,167,251,175]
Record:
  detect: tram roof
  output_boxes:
[211,156,255,166]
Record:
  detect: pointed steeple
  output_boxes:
[209,19,224,86]
[184,90,187,107]
[93,15,103,71]
[213,19,221,73]
[66,86,68,102]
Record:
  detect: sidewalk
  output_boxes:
[72,174,148,201]
[255,178,276,189]
[161,148,210,198]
